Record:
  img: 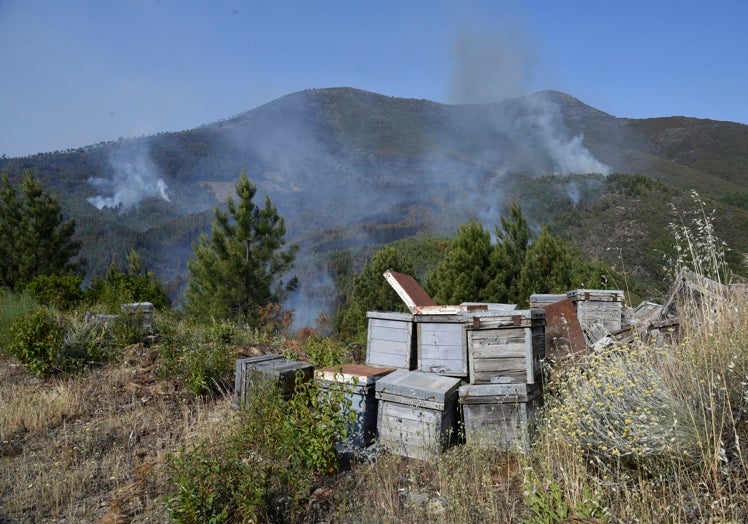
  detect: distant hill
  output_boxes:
[2,87,748,325]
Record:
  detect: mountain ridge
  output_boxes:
[2,87,748,324]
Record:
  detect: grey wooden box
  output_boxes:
[375,369,462,460]
[316,364,396,448]
[568,289,624,336]
[233,355,313,407]
[459,382,541,452]
[366,311,416,369]
[415,314,468,378]
[466,309,545,385]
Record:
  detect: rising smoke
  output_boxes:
[87,140,170,210]
[448,16,610,178]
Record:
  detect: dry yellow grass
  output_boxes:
[0,347,235,523]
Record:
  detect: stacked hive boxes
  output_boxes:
[460,309,545,452]
[567,289,624,346]
[365,300,546,456]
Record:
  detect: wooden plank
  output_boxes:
[459,383,541,403]
[417,322,468,376]
[375,391,453,411]
[524,328,534,384]
[470,369,527,384]
[367,311,414,322]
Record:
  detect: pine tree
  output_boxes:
[494,201,531,303]
[427,220,495,304]
[0,171,82,289]
[184,172,298,325]
[518,226,574,299]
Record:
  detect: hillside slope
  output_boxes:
[1,87,747,321]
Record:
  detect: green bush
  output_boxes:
[8,308,66,377]
[166,370,354,522]
[25,273,84,310]
[0,289,38,353]
[111,310,150,347]
[158,322,234,398]
[300,334,347,368]
[58,316,110,371]
[85,250,170,313]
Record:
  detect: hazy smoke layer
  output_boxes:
[87,141,170,210]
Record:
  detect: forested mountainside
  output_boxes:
[2,87,748,323]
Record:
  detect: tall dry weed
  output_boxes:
[526,192,748,522]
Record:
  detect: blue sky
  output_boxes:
[1,0,746,157]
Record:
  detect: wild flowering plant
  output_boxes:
[545,344,707,475]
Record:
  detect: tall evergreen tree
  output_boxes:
[0,171,82,289]
[427,220,495,304]
[0,174,22,287]
[185,171,298,325]
[518,226,574,299]
[494,201,531,303]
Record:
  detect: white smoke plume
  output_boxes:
[448,15,610,177]
[87,140,170,210]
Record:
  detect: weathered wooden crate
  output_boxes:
[415,314,468,377]
[366,311,416,369]
[529,294,567,308]
[233,355,313,407]
[459,382,541,452]
[568,289,624,341]
[375,369,462,460]
[466,309,545,384]
[316,364,396,448]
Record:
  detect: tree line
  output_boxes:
[1,169,617,339]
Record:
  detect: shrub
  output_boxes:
[166,370,353,522]
[25,273,84,310]
[0,289,38,353]
[158,321,234,398]
[58,316,110,371]
[8,308,66,377]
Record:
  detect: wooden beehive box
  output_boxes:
[529,294,567,308]
[316,364,396,448]
[466,309,545,384]
[459,382,541,452]
[375,369,462,460]
[233,355,313,407]
[366,311,416,369]
[414,313,469,378]
[568,289,624,341]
